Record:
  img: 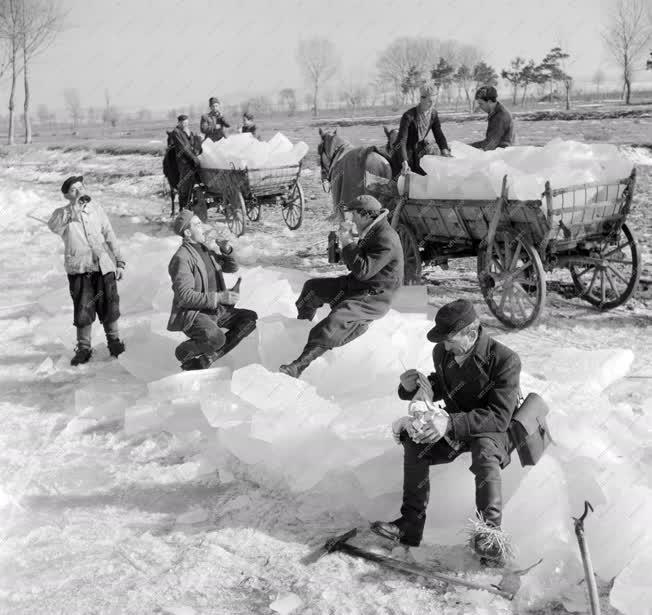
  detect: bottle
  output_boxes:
[328,231,340,263]
[230,277,242,292]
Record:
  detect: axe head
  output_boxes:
[301,528,358,565]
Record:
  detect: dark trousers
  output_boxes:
[68,271,120,328]
[397,432,509,546]
[296,277,391,350]
[177,159,196,209]
[174,307,257,363]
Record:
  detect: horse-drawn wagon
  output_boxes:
[362,167,641,328]
[190,163,305,237]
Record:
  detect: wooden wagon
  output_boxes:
[191,163,305,237]
[363,168,641,328]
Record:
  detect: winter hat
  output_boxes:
[209,97,220,105]
[427,299,478,343]
[177,114,188,122]
[173,209,195,236]
[419,83,436,98]
[475,86,498,102]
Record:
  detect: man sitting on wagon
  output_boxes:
[469,86,515,151]
[200,97,231,142]
[279,195,403,378]
[396,83,452,176]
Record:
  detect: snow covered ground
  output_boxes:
[0,145,651,615]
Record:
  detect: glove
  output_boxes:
[391,416,413,444]
[216,290,239,305]
[115,266,124,281]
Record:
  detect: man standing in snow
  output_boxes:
[200,97,230,143]
[372,299,521,567]
[169,114,201,210]
[469,86,515,150]
[279,195,403,378]
[167,210,258,371]
[48,176,126,366]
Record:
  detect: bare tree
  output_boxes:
[278,88,297,115]
[20,0,64,143]
[296,37,339,117]
[602,0,652,104]
[592,68,606,98]
[340,72,369,116]
[0,0,22,144]
[63,87,82,128]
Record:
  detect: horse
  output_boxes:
[317,128,393,220]
[162,131,204,216]
[382,126,403,179]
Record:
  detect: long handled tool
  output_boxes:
[573,501,601,615]
[303,528,541,601]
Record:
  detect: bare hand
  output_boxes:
[217,290,239,305]
[401,161,410,175]
[115,267,124,281]
[399,369,420,392]
[411,413,450,444]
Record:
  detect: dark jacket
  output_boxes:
[200,111,230,142]
[167,240,238,332]
[241,124,257,137]
[398,326,521,448]
[470,101,515,150]
[341,211,404,300]
[170,127,200,168]
[397,107,449,173]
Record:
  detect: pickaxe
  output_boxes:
[303,527,542,601]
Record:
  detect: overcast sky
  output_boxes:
[1,0,647,113]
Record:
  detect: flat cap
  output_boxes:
[427,299,478,343]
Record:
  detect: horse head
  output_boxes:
[318,128,350,183]
[383,125,399,156]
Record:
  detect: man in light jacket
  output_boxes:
[48,176,126,366]
[167,210,258,370]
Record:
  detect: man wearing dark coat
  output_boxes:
[372,299,521,566]
[169,114,200,209]
[396,83,452,176]
[167,210,258,371]
[200,97,231,142]
[470,86,515,150]
[279,195,404,378]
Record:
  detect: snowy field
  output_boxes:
[0,129,651,615]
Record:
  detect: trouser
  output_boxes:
[295,277,391,350]
[174,307,258,363]
[177,160,196,209]
[397,432,509,547]
[68,271,121,348]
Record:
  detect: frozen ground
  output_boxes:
[0,141,651,615]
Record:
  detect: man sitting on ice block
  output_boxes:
[371,299,521,567]
[167,211,258,371]
[470,86,515,151]
[279,195,404,378]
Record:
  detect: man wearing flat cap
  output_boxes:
[470,86,515,151]
[372,299,521,566]
[200,97,231,143]
[169,114,201,210]
[167,211,257,370]
[395,82,452,176]
[48,176,126,366]
[279,195,403,378]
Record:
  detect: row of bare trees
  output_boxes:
[0,0,64,144]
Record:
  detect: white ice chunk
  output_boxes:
[270,593,303,615]
[610,548,652,615]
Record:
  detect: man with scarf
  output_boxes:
[279,195,404,378]
[396,83,452,176]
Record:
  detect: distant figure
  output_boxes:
[169,114,200,211]
[167,210,258,371]
[200,96,231,142]
[470,86,515,150]
[396,83,451,176]
[279,195,403,379]
[48,176,126,366]
[240,111,257,138]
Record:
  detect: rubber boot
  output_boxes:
[279,345,327,378]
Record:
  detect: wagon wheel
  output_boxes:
[477,228,546,328]
[282,181,305,230]
[191,184,208,223]
[225,189,247,237]
[397,221,422,285]
[570,223,641,310]
[246,197,261,222]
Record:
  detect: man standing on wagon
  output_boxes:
[279,195,403,378]
[469,86,516,150]
[396,83,452,176]
[200,97,231,143]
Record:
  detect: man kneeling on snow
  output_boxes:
[279,195,404,378]
[372,299,521,567]
[167,211,258,370]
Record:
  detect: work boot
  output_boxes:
[279,345,327,378]
[71,346,93,366]
[107,339,126,358]
[180,354,212,371]
[370,519,421,547]
[466,512,514,568]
